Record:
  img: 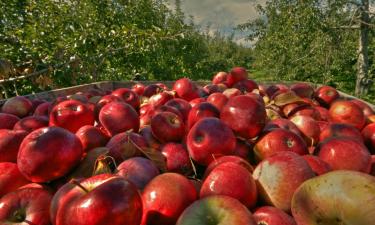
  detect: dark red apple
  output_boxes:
[0,187,52,225]
[227,67,248,87]
[17,127,83,183]
[132,83,146,96]
[290,83,314,99]
[106,131,146,163]
[141,173,197,225]
[99,102,140,136]
[233,139,251,159]
[233,79,258,93]
[254,129,308,161]
[76,125,110,152]
[207,92,228,111]
[314,106,329,121]
[0,129,28,162]
[314,85,339,107]
[319,123,363,143]
[173,78,199,101]
[189,97,206,108]
[0,162,29,197]
[293,107,321,121]
[111,88,140,109]
[221,95,266,139]
[290,115,320,146]
[49,100,95,133]
[329,100,366,130]
[351,99,374,117]
[187,102,220,129]
[264,118,302,137]
[253,206,297,225]
[160,143,192,175]
[302,155,332,175]
[148,91,174,108]
[317,137,371,173]
[223,88,242,98]
[203,84,220,95]
[165,98,192,121]
[143,84,164,98]
[1,96,32,118]
[117,157,160,190]
[187,117,236,165]
[212,71,228,85]
[154,105,184,120]
[0,113,20,129]
[151,112,185,143]
[13,116,49,133]
[94,94,123,118]
[203,155,254,179]
[362,123,375,153]
[140,126,161,150]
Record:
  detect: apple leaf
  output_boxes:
[273,91,304,107]
[70,147,110,179]
[129,138,167,172]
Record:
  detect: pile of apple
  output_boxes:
[0,67,375,225]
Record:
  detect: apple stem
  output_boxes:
[70,179,89,193]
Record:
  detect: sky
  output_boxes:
[165,0,266,46]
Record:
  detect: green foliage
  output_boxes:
[0,0,252,97]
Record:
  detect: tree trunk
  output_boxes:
[355,0,372,96]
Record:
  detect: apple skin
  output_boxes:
[187,102,220,129]
[132,83,146,96]
[116,157,160,190]
[314,85,339,107]
[76,125,110,152]
[290,115,320,146]
[13,116,49,133]
[173,78,200,101]
[203,155,254,179]
[207,92,228,111]
[362,123,375,153]
[317,137,371,173]
[302,155,332,175]
[200,162,257,208]
[253,151,315,212]
[141,173,197,225]
[140,126,161,150]
[293,107,321,120]
[148,91,174,108]
[292,170,375,225]
[151,112,185,143]
[160,143,192,175]
[319,123,363,143]
[221,95,266,139]
[212,71,228,85]
[1,96,33,118]
[99,102,140,136]
[253,206,297,225]
[264,118,302,137]
[52,174,143,225]
[49,100,95,133]
[351,99,374,117]
[176,195,256,225]
[154,105,184,121]
[329,100,366,130]
[0,187,52,225]
[223,88,242,98]
[189,97,206,108]
[233,79,258,93]
[0,162,29,197]
[187,118,236,165]
[17,127,83,183]
[0,113,20,129]
[254,128,308,161]
[227,67,248,87]
[143,84,165,98]
[314,106,330,121]
[33,102,52,117]
[111,88,141,109]
[0,129,28,162]
[290,83,314,99]
[165,98,192,122]
[94,94,123,119]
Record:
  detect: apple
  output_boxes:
[111,88,140,109]
[233,139,251,159]
[314,85,339,107]
[221,95,266,139]
[319,123,363,143]
[203,155,254,179]
[317,137,371,173]
[0,129,28,162]
[200,162,257,208]
[49,100,95,133]
[140,126,161,150]
[0,113,20,129]
[329,100,366,130]
[203,84,220,95]
[76,125,110,152]
[223,88,242,98]
[253,151,315,212]
[17,126,83,183]
[141,173,197,225]
[148,91,174,108]
[292,170,375,225]
[206,92,228,111]
[264,118,302,137]
[94,94,123,118]
[302,155,332,175]
[233,79,258,93]
[189,97,206,108]
[165,98,192,122]
[0,162,29,197]
[176,195,256,225]
[132,83,146,96]
[362,123,375,153]
[154,105,184,120]
[293,107,321,120]
[227,67,248,87]
[187,102,220,129]
[254,128,308,161]
[13,116,49,133]
[99,102,140,136]
[212,71,228,85]
[0,187,52,225]
[52,174,142,225]
[253,206,297,225]
[314,106,329,121]
[187,118,236,165]
[151,112,185,143]
[173,78,199,101]
[160,143,192,175]
[290,115,320,146]
[106,131,146,163]
[143,84,164,98]
[290,83,314,99]
[1,96,32,118]
[282,103,308,118]
[117,157,160,190]
[265,85,289,98]
[351,99,374,117]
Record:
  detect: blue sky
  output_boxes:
[165,0,266,46]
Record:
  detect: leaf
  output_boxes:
[70,147,110,179]
[273,91,304,107]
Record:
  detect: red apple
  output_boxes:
[203,155,254,179]
[203,84,220,95]
[319,123,363,143]
[189,97,206,108]
[0,187,52,225]
[13,116,49,133]
[52,174,142,225]
[362,123,375,153]
[253,151,315,212]
[233,79,258,93]
[0,129,28,162]
[117,157,160,190]
[143,84,164,97]
[165,98,192,121]
[187,102,220,129]
[302,155,332,175]
[106,131,146,163]
[221,95,266,139]
[148,91,174,108]
[173,78,199,101]
[0,162,29,197]
[1,96,32,118]
[0,113,20,129]
[314,85,339,107]
[94,94,123,118]
[233,139,251,159]
[151,112,185,143]
[212,71,228,85]
[227,67,248,87]
[99,102,140,136]
[17,127,83,183]
[207,92,228,111]
[154,105,183,120]
[293,107,321,120]
[317,137,371,173]
[176,195,256,225]
[111,88,140,109]
[314,106,329,121]
[49,100,95,133]
[132,83,146,96]
[160,143,192,175]
[254,128,308,161]
[290,115,320,146]
[329,100,366,130]
[223,88,242,98]
[351,99,374,117]
[76,125,109,152]
[187,118,236,165]
[290,83,314,99]
[140,126,161,150]
[264,118,302,137]
[253,206,297,225]
[141,173,197,225]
